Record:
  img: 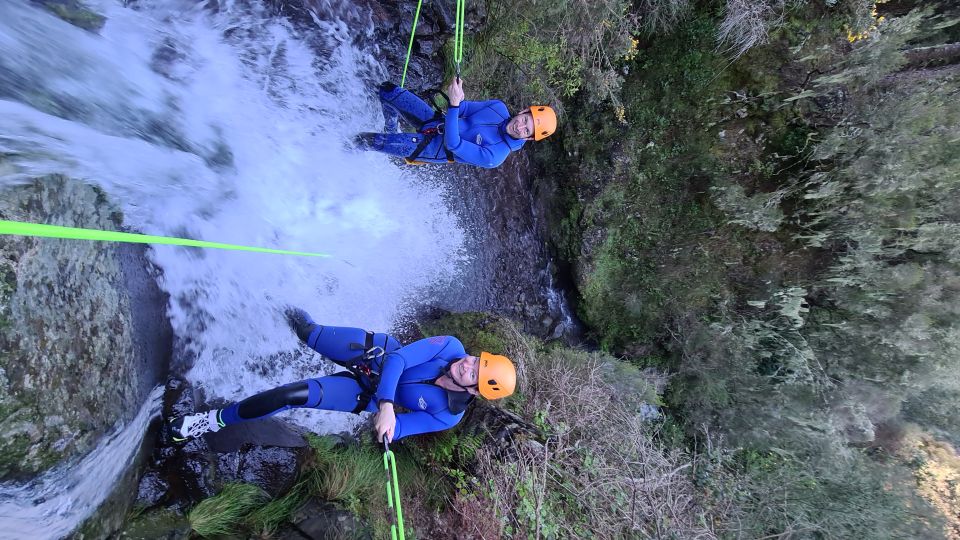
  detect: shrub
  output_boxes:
[477,332,719,538]
[716,0,793,58]
[462,0,640,107]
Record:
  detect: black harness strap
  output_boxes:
[405,88,455,164]
[342,332,387,414]
[406,128,454,164]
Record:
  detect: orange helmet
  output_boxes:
[478,352,516,399]
[529,105,557,141]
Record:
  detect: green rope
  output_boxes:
[399,0,423,89]
[383,440,406,540]
[0,220,331,258]
[400,0,467,87]
[454,0,466,77]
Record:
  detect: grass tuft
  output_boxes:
[188,483,267,537]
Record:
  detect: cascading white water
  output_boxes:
[0,0,466,535]
[0,387,163,539]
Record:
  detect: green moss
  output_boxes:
[0,259,15,331]
[418,312,508,355]
[118,508,190,540]
[42,1,106,32]
[0,433,33,478]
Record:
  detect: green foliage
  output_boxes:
[461,0,639,106]
[119,507,189,540]
[711,183,785,231]
[701,447,944,538]
[904,387,960,444]
[188,483,268,537]
[542,1,960,536]
[418,429,484,470]
[185,437,390,538]
[307,436,382,511]
[245,484,308,535]
[480,344,716,538]
[418,312,507,354]
[563,14,752,349]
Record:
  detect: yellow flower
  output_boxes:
[614,106,627,125]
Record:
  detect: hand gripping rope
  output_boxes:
[400,0,467,88]
[383,439,406,540]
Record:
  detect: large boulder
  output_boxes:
[0,175,170,480]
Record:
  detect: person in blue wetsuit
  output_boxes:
[353,78,558,169]
[169,309,517,443]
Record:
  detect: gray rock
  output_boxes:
[0,176,170,480]
[215,444,303,497]
[136,470,171,507]
[206,417,308,452]
[116,508,191,540]
[287,498,371,540]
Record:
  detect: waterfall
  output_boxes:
[0,387,163,539]
[0,0,467,534]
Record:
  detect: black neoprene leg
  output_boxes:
[236,381,314,419]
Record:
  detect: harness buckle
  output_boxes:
[421,123,443,136]
[364,346,385,361]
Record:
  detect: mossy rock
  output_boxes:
[32,0,106,33]
[0,176,144,479]
[116,508,190,540]
[418,312,509,355]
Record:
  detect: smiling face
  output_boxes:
[505,110,534,140]
[449,355,480,393]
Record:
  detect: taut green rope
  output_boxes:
[454,0,465,77]
[383,440,406,540]
[399,0,423,89]
[0,220,331,258]
[399,0,467,87]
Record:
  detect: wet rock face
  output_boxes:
[30,0,106,33]
[439,153,581,339]
[278,498,370,540]
[0,176,169,480]
[217,446,302,497]
[135,377,308,512]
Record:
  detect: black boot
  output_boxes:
[352,132,379,151]
[378,80,397,93]
[285,307,318,343]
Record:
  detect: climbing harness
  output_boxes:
[400,0,468,88]
[338,332,389,414]
[403,88,456,165]
[383,439,406,540]
[404,122,454,165]
[0,220,331,258]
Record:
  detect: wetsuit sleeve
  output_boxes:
[394,410,464,440]
[374,336,464,404]
[444,102,510,169]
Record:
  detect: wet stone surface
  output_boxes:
[278,498,372,540]
[0,176,170,480]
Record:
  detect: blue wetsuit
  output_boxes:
[219,326,474,441]
[357,85,526,169]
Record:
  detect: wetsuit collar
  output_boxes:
[447,390,474,414]
[500,119,527,152]
[437,364,477,414]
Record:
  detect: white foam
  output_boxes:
[0,1,467,534]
